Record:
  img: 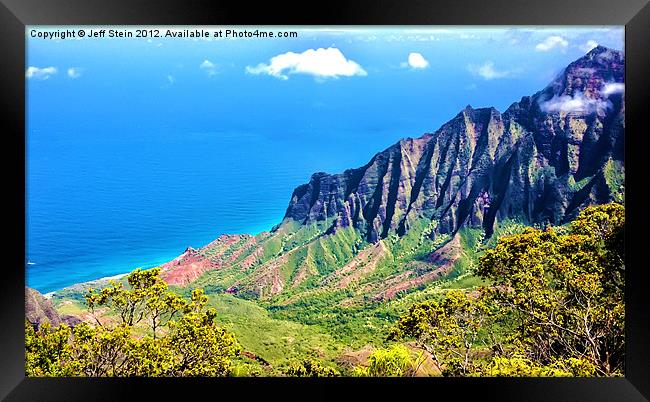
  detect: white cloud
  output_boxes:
[26,66,57,80]
[200,60,215,69]
[467,61,510,80]
[602,82,625,96]
[579,40,599,53]
[504,29,534,46]
[535,36,569,52]
[200,59,217,76]
[67,67,82,79]
[405,52,429,69]
[540,92,610,114]
[166,75,174,85]
[245,47,367,80]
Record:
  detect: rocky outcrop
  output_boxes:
[25,287,81,327]
[160,234,259,286]
[158,47,624,300]
[25,287,62,326]
[283,46,624,239]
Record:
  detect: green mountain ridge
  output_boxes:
[156,45,624,302]
[30,46,625,374]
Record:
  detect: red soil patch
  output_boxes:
[160,234,250,286]
[246,253,290,297]
[335,241,388,289]
[374,234,463,300]
[160,247,214,286]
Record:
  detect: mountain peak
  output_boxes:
[586,44,618,56]
[577,45,624,67]
[161,48,626,299]
[537,45,624,102]
[282,48,624,244]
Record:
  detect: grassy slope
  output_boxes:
[49,219,531,374]
[206,294,341,369]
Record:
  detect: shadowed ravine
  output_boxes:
[128,45,626,301]
[34,46,625,305]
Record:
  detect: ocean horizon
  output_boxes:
[26,127,416,293]
[26,26,624,293]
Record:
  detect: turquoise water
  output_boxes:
[26,27,624,293]
[26,127,409,293]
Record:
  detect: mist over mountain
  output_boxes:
[283,45,624,241]
[152,46,624,301]
[24,26,629,380]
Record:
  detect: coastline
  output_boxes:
[32,252,188,296]
[34,226,274,297]
[43,271,130,299]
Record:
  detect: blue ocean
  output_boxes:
[26,27,624,293]
[26,127,415,293]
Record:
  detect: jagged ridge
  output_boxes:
[283,45,624,239]
[159,46,624,300]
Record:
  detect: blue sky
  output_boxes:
[25,27,625,292]
[27,27,624,140]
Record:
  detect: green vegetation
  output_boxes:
[352,344,423,376]
[26,268,241,376]
[388,203,624,376]
[284,359,340,377]
[568,174,593,192]
[205,294,341,369]
[603,158,625,203]
[29,204,624,377]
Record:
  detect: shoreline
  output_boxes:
[43,271,130,299]
[32,227,277,298]
[34,253,186,297]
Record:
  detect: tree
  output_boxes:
[25,321,77,376]
[478,355,596,377]
[25,268,241,377]
[388,203,625,377]
[166,307,240,376]
[388,290,493,376]
[478,203,625,375]
[85,267,186,339]
[352,344,422,377]
[284,359,340,377]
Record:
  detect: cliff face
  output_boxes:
[282,46,625,240]
[25,287,62,326]
[154,46,624,300]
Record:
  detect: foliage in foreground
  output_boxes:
[389,203,624,377]
[26,203,624,377]
[283,359,340,377]
[25,268,241,376]
[352,344,423,377]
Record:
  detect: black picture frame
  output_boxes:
[1,0,649,400]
